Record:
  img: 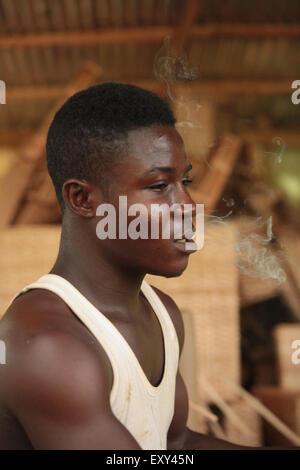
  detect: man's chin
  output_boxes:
[147,261,189,278]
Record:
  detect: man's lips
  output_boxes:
[173,223,198,252]
[173,238,198,253]
[173,226,196,242]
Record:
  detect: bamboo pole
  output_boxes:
[202,364,300,446]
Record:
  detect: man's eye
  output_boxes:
[149,183,168,191]
[183,178,193,186]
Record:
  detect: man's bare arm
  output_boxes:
[3,326,141,450]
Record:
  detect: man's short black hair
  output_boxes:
[46,82,176,211]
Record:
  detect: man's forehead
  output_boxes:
[109,128,189,186]
[126,125,185,162]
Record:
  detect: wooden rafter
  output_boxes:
[190,133,243,212]
[0,61,102,228]
[192,23,300,38]
[4,79,295,103]
[0,27,172,48]
[17,61,102,162]
[1,23,300,48]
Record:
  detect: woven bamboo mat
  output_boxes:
[0,225,61,317]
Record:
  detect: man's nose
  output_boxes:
[172,202,197,224]
[172,190,197,218]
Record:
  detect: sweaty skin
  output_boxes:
[0,125,297,450]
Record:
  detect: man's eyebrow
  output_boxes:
[145,163,192,175]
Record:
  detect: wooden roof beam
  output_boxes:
[1,23,300,48]
[0,27,173,48]
[191,133,243,211]
[5,79,295,102]
[191,23,300,38]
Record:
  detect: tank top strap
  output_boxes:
[141,280,180,357]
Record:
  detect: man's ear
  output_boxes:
[62,179,101,218]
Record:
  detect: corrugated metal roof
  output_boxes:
[0,0,300,133]
[0,0,184,34]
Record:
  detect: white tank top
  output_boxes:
[8,274,180,450]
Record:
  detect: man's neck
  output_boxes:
[50,231,145,320]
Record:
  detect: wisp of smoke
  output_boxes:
[203,215,286,284]
[153,36,201,127]
[235,216,286,284]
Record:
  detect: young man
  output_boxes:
[0,83,297,450]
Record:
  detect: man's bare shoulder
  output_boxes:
[150,285,184,353]
[0,289,113,412]
[1,288,85,334]
[1,288,109,348]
